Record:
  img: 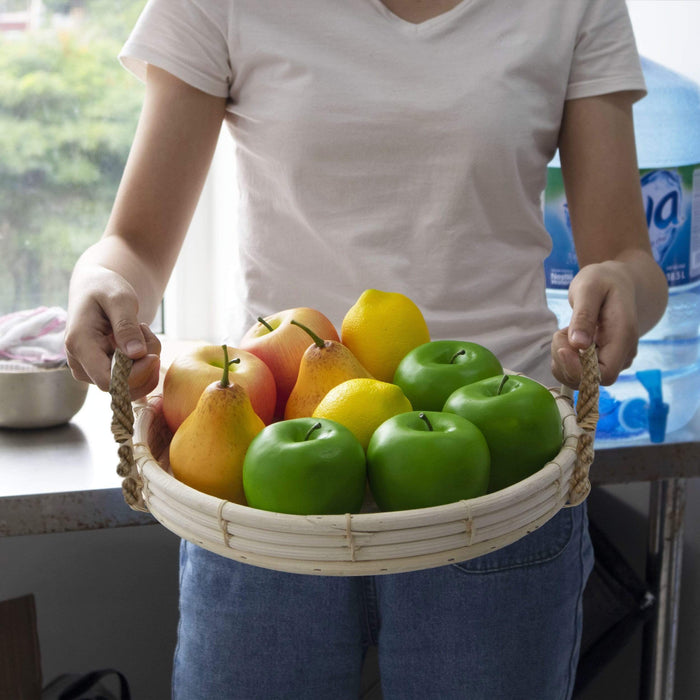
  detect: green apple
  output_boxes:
[242,417,366,515]
[393,340,503,411]
[366,411,490,511]
[443,374,563,493]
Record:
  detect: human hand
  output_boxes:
[65,265,161,399]
[550,261,639,388]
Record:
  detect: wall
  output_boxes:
[0,524,180,698]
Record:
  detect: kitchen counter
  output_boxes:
[1,382,699,534]
[0,386,154,537]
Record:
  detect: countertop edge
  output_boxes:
[0,488,155,537]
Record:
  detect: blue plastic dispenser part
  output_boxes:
[618,369,670,443]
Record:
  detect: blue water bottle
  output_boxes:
[543,57,700,444]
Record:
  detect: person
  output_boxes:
[65,0,668,697]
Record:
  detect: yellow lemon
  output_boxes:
[341,289,430,382]
[312,378,412,449]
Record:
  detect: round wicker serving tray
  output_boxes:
[109,345,600,576]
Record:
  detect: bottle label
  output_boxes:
[544,164,700,289]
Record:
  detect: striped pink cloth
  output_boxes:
[0,307,68,368]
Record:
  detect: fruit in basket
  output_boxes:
[242,417,367,515]
[393,340,503,411]
[367,411,490,511]
[284,321,373,419]
[162,345,276,432]
[312,377,412,450]
[443,374,563,493]
[169,346,265,503]
[341,289,430,382]
[240,308,339,419]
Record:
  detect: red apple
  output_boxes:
[239,308,340,419]
[162,344,276,433]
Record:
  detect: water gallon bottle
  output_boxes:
[543,57,700,445]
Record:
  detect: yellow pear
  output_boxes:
[169,346,265,503]
[284,320,373,419]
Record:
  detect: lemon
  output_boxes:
[341,289,430,382]
[312,378,412,449]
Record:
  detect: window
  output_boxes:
[0,0,147,316]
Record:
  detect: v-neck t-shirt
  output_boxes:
[120,0,646,383]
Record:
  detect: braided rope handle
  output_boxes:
[566,344,601,506]
[109,349,148,512]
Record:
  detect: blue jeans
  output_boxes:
[172,504,593,700]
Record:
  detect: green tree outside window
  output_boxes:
[0,0,146,314]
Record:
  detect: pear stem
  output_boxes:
[497,375,509,395]
[450,349,466,364]
[418,412,434,431]
[304,421,323,441]
[257,316,275,332]
[290,319,325,348]
[220,345,230,387]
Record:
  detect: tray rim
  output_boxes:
[129,387,589,576]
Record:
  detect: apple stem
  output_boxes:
[257,316,275,333]
[497,375,509,395]
[290,319,325,348]
[305,421,323,441]
[450,349,466,364]
[220,345,230,387]
[418,412,434,431]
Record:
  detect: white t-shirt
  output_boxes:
[120,0,645,384]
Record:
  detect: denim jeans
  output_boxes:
[172,503,593,700]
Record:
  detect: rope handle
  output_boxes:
[108,344,601,512]
[109,349,148,512]
[566,344,600,507]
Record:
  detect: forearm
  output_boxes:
[606,247,668,337]
[72,64,226,317]
[65,65,226,396]
[551,91,669,386]
[559,92,668,340]
[70,235,169,325]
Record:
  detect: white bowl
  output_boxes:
[0,365,89,429]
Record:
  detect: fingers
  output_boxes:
[550,275,605,388]
[65,306,118,392]
[551,262,639,388]
[67,320,161,398]
[100,290,164,397]
[596,337,637,386]
[65,268,162,399]
[121,324,162,399]
[552,330,636,389]
[101,287,148,359]
[566,275,604,352]
[550,329,583,389]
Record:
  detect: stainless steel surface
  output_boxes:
[0,365,89,429]
[641,478,687,700]
[591,408,700,485]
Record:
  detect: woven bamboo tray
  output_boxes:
[109,346,600,576]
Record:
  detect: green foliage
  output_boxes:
[0,0,146,313]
